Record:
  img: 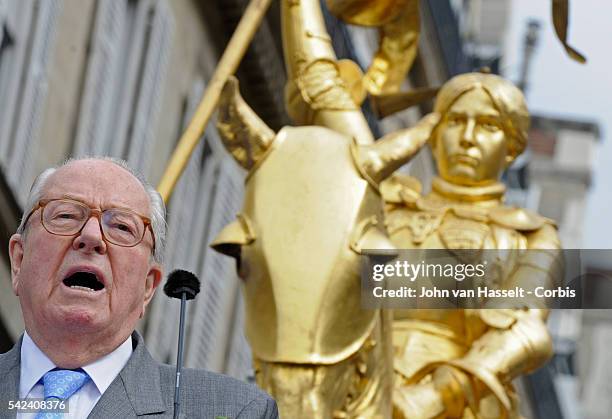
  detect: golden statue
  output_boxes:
[211,82,436,417]
[146,0,584,417]
[383,72,563,418]
[210,1,434,417]
[205,1,562,418]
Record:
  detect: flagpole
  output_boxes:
[157,0,273,202]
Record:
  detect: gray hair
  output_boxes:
[17,156,167,263]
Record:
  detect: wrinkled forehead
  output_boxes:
[42,160,150,214]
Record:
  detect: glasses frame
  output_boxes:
[22,198,155,250]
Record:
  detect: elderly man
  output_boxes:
[0,157,278,418]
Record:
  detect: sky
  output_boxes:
[502,0,612,249]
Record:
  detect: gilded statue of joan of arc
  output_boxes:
[383,73,563,419]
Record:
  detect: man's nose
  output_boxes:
[460,118,476,148]
[73,217,107,254]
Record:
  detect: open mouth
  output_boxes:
[63,272,105,292]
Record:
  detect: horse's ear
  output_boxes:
[210,215,256,278]
[216,76,276,170]
[210,214,255,259]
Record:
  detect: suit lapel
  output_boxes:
[0,338,22,419]
[86,375,138,419]
[88,332,167,418]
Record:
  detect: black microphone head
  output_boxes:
[164,269,201,300]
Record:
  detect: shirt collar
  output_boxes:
[81,335,133,394]
[19,332,55,398]
[19,331,133,397]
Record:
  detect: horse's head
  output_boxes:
[212,120,394,364]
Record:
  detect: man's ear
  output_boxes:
[141,263,163,318]
[8,234,24,296]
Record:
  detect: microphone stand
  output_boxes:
[164,270,200,419]
[174,292,187,419]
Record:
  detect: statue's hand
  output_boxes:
[417,112,441,143]
[432,365,474,418]
[393,364,471,419]
[398,111,441,153]
[355,112,441,185]
[393,380,446,419]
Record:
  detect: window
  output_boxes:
[0,0,62,205]
[73,0,174,175]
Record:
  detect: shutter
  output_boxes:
[146,78,205,362]
[185,155,244,372]
[73,0,173,171]
[0,0,34,164]
[125,0,173,173]
[0,0,61,204]
[72,0,127,156]
[224,293,254,381]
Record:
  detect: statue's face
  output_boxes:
[433,88,509,185]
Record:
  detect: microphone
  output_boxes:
[164,270,201,419]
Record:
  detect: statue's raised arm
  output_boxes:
[281,0,422,144]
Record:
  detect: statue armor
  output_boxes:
[385,174,562,418]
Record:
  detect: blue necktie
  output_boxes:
[35,369,90,419]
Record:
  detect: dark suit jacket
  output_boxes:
[0,332,278,419]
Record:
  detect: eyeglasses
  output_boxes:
[23,198,155,249]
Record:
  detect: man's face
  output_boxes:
[9,160,162,344]
[433,88,510,185]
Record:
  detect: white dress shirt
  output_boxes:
[18,332,133,419]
